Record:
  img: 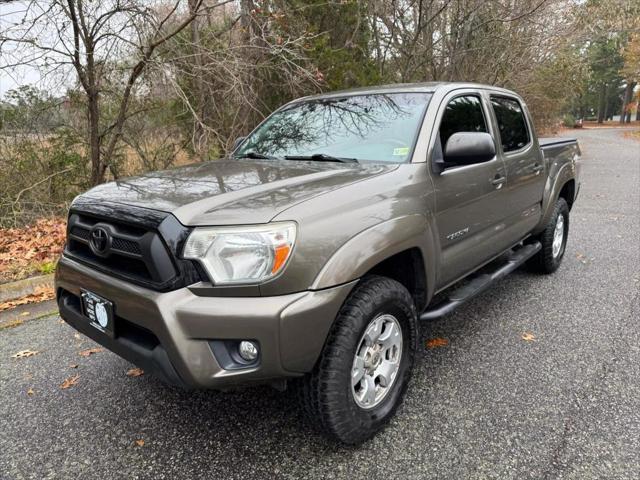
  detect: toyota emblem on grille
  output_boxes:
[89,226,111,256]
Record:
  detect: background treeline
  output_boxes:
[0,0,638,226]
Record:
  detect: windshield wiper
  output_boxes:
[235,151,279,160]
[284,153,358,164]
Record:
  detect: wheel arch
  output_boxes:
[310,214,436,310]
[558,179,576,210]
[534,164,577,235]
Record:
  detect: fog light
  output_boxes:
[238,341,259,362]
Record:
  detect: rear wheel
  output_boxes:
[528,197,569,274]
[297,275,418,444]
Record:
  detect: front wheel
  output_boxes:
[297,275,419,444]
[528,197,569,274]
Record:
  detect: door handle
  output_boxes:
[532,164,544,174]
[491,175,506,189]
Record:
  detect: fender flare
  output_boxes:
[310,214,437,301]
[534,163,576,234]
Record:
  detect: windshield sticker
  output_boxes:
[393,147,410,156]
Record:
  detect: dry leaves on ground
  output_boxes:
[27,388,35,396]
[126,368,144,377]
[0,285,55,312]
[135,439,145,447]
[60,375,80,389]
[522,332,536,342]
[0,217,66,283]
[11,349,40,359]
[623,129,640,141]
[426,337,449,349]
[0,318,24,330]
[78,347,103,357]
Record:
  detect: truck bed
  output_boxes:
[539,137,577,148]
[539,137,580,163]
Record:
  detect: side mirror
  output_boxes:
[232,136,246,151]
[442,132,496,169]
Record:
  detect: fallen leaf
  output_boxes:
[79,347,103,357]
[135,439,145,447]
[0,285,55,312]
[69,364,79,369]
[11,349,40,359]
[0,318,24,330]
[60,375,80,389]
[426,337,449,349]
[522,332,536,342]
[0,217,66,284]
[21,311,30,316]
[126,368,144,377]
[27,388,35,396]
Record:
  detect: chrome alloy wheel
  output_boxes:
[351,314,403,409]
[552,213,565,258]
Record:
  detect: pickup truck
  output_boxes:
[56,82,580,444]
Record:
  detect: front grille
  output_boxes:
[63,200,203,291]
[71,224,142,256]
[111,237,142,255]
[71,226,90,241]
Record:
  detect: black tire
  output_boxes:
[528,197,569,274]
[296,275,419,445]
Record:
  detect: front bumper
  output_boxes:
[55,255,355,389]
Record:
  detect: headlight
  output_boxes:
[183,222,296,285]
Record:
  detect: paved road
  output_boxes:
[1,128,639,480]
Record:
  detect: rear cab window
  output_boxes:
[490,96,530,152]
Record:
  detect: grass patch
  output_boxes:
[37,261,57,275]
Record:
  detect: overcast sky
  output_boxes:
[1,2,38,98]
[0,1,62,98]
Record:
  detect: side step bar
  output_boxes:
[419,241,542,321]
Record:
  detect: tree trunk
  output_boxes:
[603,84,612,121]
[636,99,640,121]
[597,83,606,123]
[189,0,208,158]
[88,93,104,186]
[620,81,636,124]
[240,0,256,46]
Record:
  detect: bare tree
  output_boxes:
[362,0,584,128]
[0,0,221,185]
[161,2,322,157]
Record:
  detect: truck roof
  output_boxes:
[293,82,521,102]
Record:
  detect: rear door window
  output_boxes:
[439,95,488,148]
[490,96,530,152]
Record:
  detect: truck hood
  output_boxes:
[80,159,398,226]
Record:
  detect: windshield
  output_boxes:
[235,92,432,163]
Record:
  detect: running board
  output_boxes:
[419,242,542,321]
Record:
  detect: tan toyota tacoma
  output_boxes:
[56,82,580,444]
